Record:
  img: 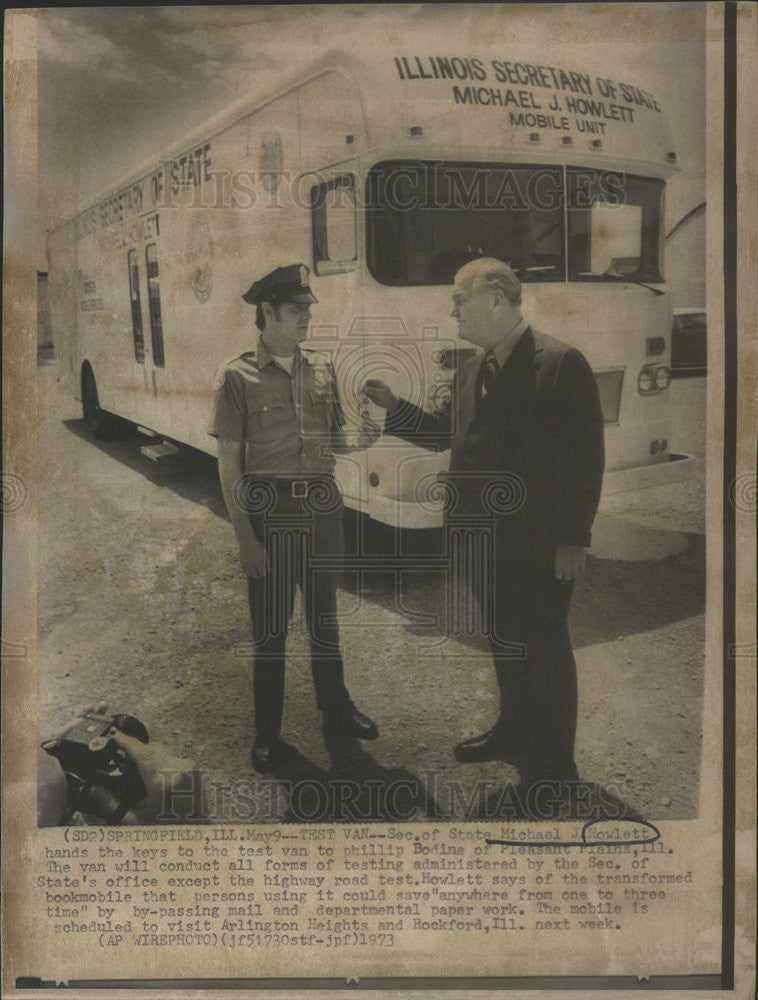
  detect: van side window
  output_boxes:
[127,249,145,364]
[311,175,357,275]
[145,243,165,367]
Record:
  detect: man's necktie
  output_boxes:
[476,352,500,401]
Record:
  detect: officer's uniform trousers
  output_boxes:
[246,479,351,741]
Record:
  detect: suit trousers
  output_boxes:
[464,518,579,783]
[246,483,351,741]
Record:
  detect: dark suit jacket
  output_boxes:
[385,327,605,550]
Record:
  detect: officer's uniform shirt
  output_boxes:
[209,336,345,477]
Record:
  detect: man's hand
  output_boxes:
[554,544,587,581]
[363,378,398,412]
[217,439,269,578]
[356,416,382,449]
[238,535,269,578]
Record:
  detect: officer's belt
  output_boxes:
[264,475,335,499]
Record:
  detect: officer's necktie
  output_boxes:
[476,352,500,401]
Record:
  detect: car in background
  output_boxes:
[671,308,707,377]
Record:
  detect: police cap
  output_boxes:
[242,263,318,305]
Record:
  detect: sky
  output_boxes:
[30,3,706,267]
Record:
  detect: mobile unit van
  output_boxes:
[47,48,684,528]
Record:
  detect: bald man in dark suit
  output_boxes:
[364,258,605,801]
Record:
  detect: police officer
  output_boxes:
[210,264,379,771]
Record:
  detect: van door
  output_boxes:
[127,244,173,435]
[308,170,365,506]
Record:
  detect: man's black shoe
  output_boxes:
[251,738,281,772]
[454,727,522,764]
[323,706,378,740]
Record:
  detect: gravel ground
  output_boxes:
[36,364,707,823]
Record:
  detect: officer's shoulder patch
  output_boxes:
[212,350,258,389]
[211,366,229,391]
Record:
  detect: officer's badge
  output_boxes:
[299,264,310,288]
[311,364,332,391]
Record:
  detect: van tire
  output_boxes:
[81,365,117,439]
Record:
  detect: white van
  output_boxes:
[47,48,684,527]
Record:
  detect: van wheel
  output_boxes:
[82,366,115,439]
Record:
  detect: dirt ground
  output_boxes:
[35,363,707,823]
